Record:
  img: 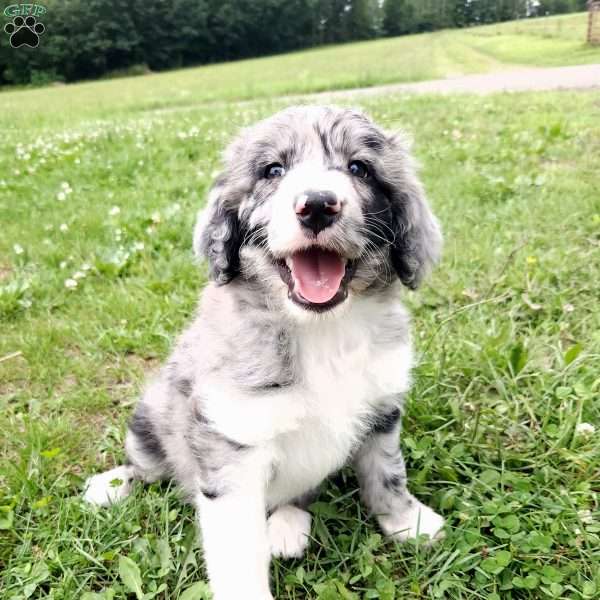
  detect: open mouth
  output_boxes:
[276,248,355,312]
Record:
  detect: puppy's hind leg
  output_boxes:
[354,405,444,544]
[84,382,170,507]
[83,463,137,507]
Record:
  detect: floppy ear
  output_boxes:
[385,134,442,289]
[193,183,244,285]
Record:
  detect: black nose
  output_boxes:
[295,190,341,234]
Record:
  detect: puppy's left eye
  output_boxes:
[348,160,369,179]
[265,163,286,179]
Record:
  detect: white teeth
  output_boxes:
[285,257,293,269]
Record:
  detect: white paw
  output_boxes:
[379,500,444,544]
[267,505,311,558]
[83,465,134,506]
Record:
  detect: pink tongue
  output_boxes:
[290,249,345,304]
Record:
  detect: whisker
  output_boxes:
[362,216,397,242]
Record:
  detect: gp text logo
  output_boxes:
[4,4,46,17]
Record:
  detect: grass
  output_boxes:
[1,13,600,600]
[1,12,599,128]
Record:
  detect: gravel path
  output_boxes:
[150,64,600,116]
[307,64,600,100]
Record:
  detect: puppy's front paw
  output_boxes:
[267,505,311,558]
[83,466,133,506]
[379,500,444,544]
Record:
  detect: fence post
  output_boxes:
[589,1,600,46]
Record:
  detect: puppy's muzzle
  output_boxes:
[295,190,341,235]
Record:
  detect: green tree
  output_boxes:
[346,0,380,40]
[383,0,414,36]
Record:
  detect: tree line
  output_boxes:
[0,0,589,86]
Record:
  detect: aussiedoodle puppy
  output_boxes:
[84,105,444,600]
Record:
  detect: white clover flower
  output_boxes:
[81,263,91,271]
[64,278,78,289]
[59,223,69,232]
[59,261,68,269]
[575,422,595,436]
[13,244,24,255]
[151,211,161,224]
[61,182,70,190]
[73,271,86,280]
[133,241,145,251]
[57,191,66,201]
[109,206,121,216]
[578,509,594,524]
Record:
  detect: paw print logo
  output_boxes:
[4,15,45,48]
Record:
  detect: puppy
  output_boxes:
[84,105,444,600]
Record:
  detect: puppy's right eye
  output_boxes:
[265,163,285,179]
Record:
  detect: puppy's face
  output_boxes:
[195,106,441,315]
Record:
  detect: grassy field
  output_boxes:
[1,12,599,129]
[1,11,600,600]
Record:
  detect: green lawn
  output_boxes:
[1,12,599,129]
[1,13,600,600]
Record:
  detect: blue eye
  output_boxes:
[265,163,285,179]
[348,160,369,179]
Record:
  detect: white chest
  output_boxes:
[266,313,412,507]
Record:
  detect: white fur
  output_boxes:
[378,500,445,543]
[267,505,312,558]
[83,465,134,506]
[199,292,412,508]
[196,448,274,600]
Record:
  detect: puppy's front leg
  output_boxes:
[196,452,273,600]
[354,405,444,543]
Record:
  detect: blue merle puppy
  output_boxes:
[84,105,444,600]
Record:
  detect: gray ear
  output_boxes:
[193,184,244,285]
[385,134,442,289]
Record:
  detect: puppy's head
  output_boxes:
[194,106,441,315]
